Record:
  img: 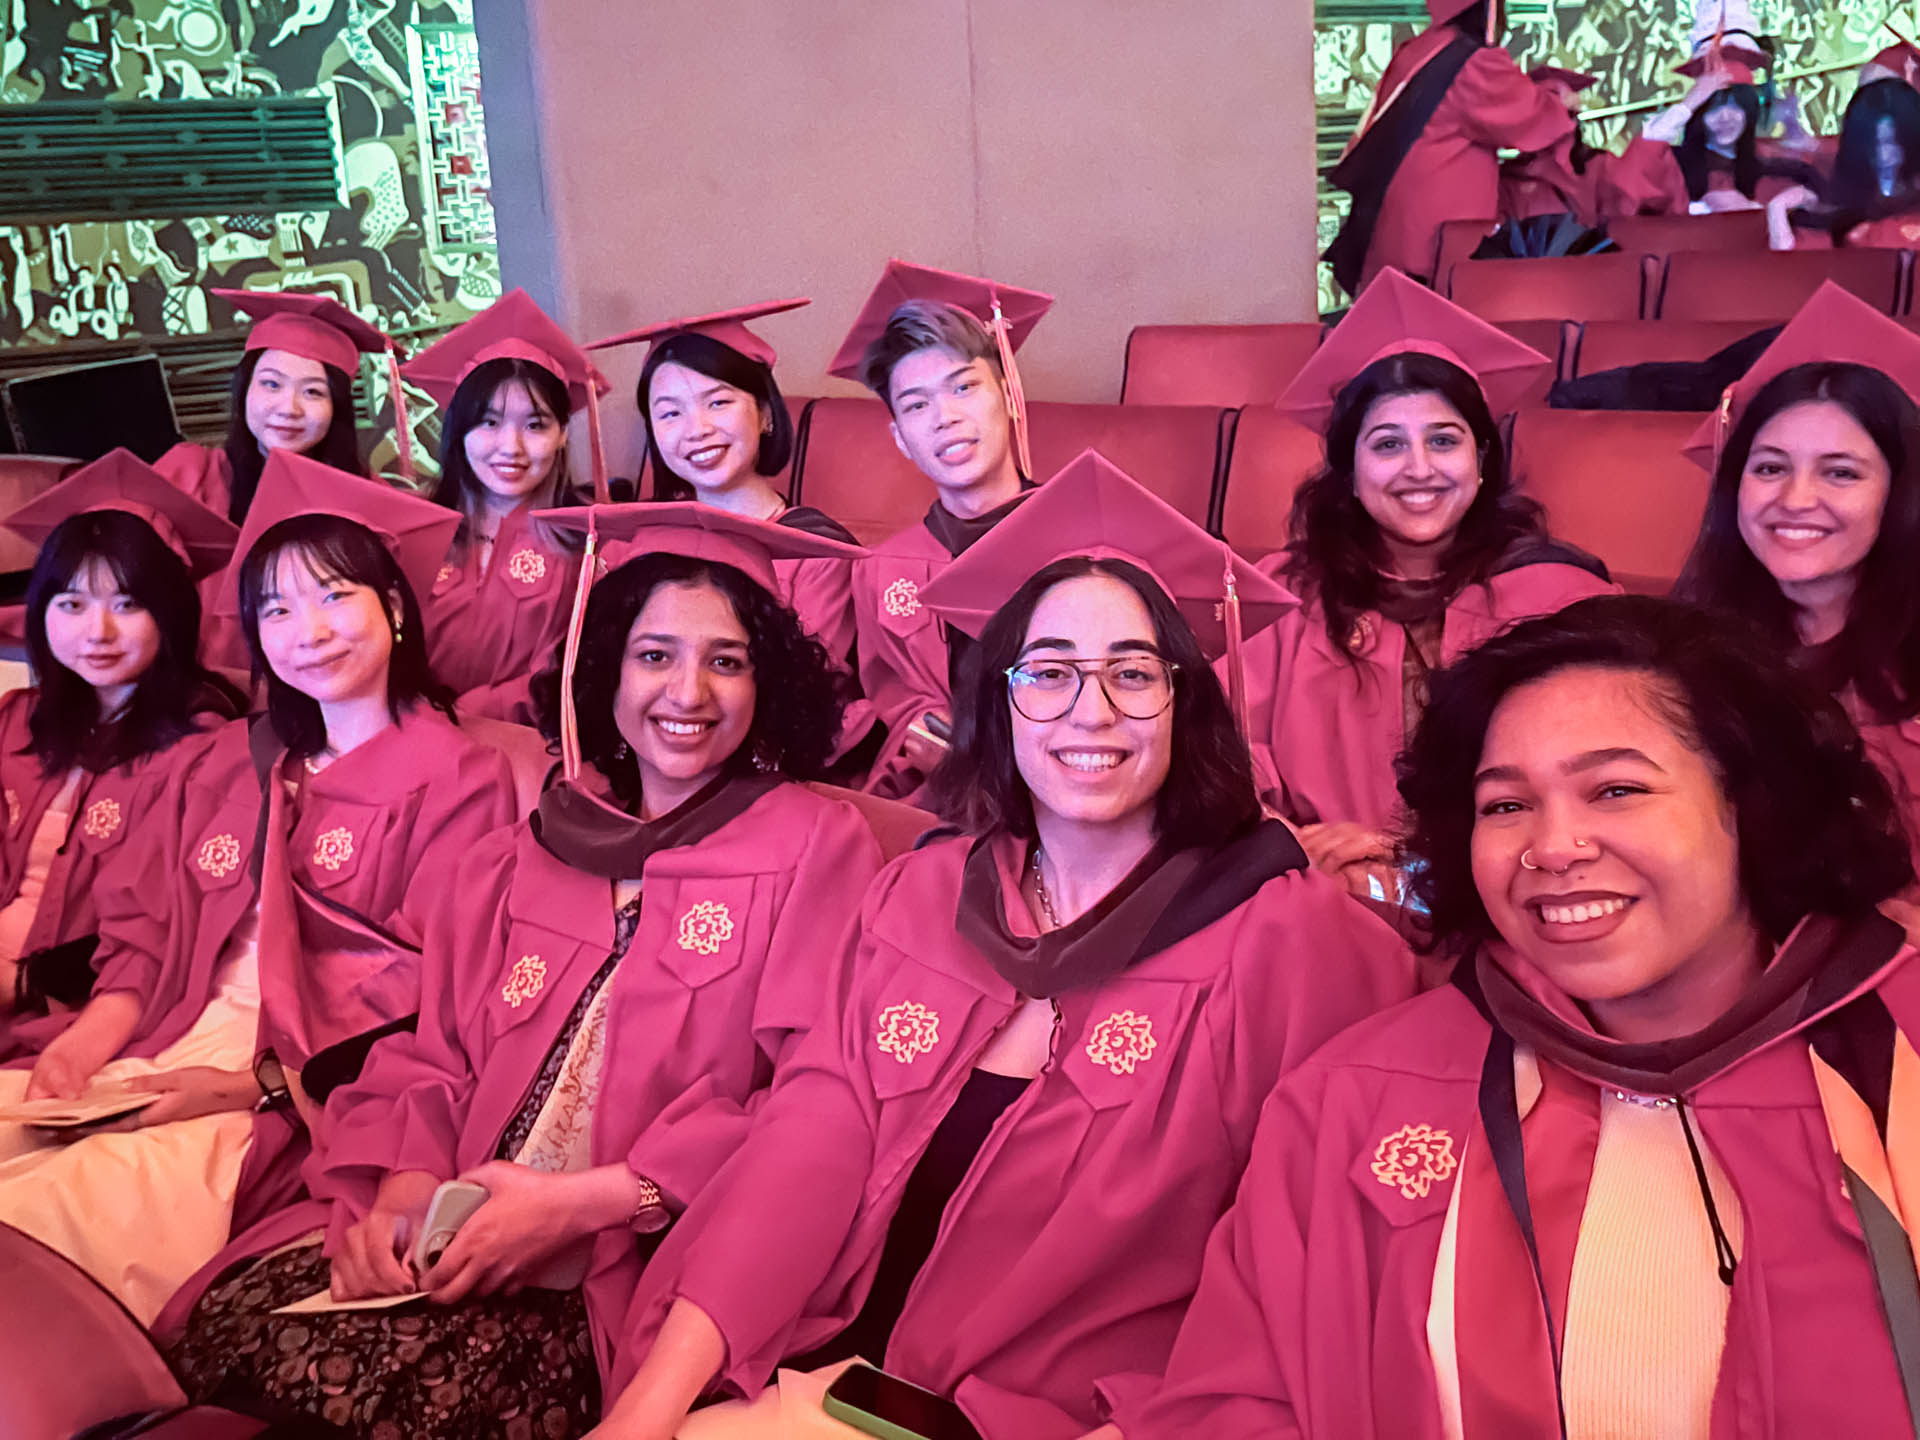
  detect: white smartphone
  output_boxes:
[413,1177,489,1274]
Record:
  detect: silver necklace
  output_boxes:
[1028,847,1059,929]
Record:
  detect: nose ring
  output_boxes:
[1520,839,1590,871]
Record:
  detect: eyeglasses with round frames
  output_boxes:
[1004,654,1180,722]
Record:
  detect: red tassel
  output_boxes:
[1713,384,1734,469]
[559,511,599,782]
[991,296,1033,480]
[384,348,417,487]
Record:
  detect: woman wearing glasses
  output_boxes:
[592,453,1417,1440]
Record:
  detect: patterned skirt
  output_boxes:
[169,1239,601,1439]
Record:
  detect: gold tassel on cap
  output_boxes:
[1222,548,1250,743]
[383,347,416,486]
[558,511,599,781]
[991,296,1034,481]
[585,383,611,504]
[1712,384,1735,468]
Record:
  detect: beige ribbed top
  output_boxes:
[1562,1090,1746,1440]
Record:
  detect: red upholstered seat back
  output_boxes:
[1657,248,1909,322]
[1607,211,1769,254]
[1217,405,1326,561]
[1432,217,1499,284]
[0,1222,186,1439]
[1449,254,1654,323]
[1120,323,1323,407]
[1573,319,1769,375]
[788,397,924,544]
[1509,409,1712,593]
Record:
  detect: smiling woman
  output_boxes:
[1127,594,1920,1440]
[1238,270,1614,899]
[1680,283,1920,863]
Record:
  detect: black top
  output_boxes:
[797,1068,1031,1370]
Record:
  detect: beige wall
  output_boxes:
[484,0,1319,473]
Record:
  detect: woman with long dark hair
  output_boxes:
[403,288,609,723]
[1128,595,1919,1437]
[1769,78,1920,249]
[161,505,900,1438]
[0,451,517,1323]
[1241,271,1612,898]
[1679,282,1920,850]
[0,450,242,1033]
[595,454,1415,1440]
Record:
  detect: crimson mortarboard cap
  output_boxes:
[222,451,459,617]
[531,501,865,780]
[214,287,395,376]
[1683,282,1920,470]
[5,448,238,578]
[1863,42,1920,87]
[585,298,811,370]
[1529,66,1598,93]
[402,289,609,412]
[826,262,1053,383]
[1275,268,1552,433]
[533,500,863,597]
[917,449,1294,662]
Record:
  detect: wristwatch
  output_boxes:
[253,1049,292,1113]
[629,1175,671,1234]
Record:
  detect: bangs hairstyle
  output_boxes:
[429,356,578,527]
[1678,84,1762,201]
[925,556,1259,849]
[237,514,453,758]
[859,300,1003,410]
[1397,594,1912,955]
[223,348,364,525]
[1284,349,1547,663]
[638,333,795,500]
[23,510,242,773]
[529,551,847,811]
[1678,361,1920,724]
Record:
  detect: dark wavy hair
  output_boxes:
[22,510,242,774]
[237,514,454,759]
[222,348,364,525]
[637,333,795,501]
[1678,84,1762,201]
[925,556,1259,849]
[1826,78,1920,221]
[529,552,845,811]
[429,357,579,546]
[1678,361,1920,725]
[1398,594,1912,953]
[1284,350,1546,662]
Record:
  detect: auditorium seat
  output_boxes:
[1119,323,1323,406]
[791,398,1232,540]
[1217,405,1325,560]
[1573,319,1768,376]
[1607,211,1769,254]
[1493,319,1576,399]
[1509,409,1712,593]
[1448,253,1655,323]
[1431,217,1500,286]
[0,1221,186,1439]
[1657,248,1909,321]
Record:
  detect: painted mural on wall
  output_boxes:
[0,0,502,465]
[1315,1,1920,312]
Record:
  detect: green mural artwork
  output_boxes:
[1315,0,1920,313]
[0,0,503,470]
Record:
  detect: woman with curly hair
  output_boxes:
[1240,270,1613,899]
[1129,593,1920,1438]
[596,454,1414,1440]
[161,504,905,1439]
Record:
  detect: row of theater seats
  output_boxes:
[765,394,1709,597]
